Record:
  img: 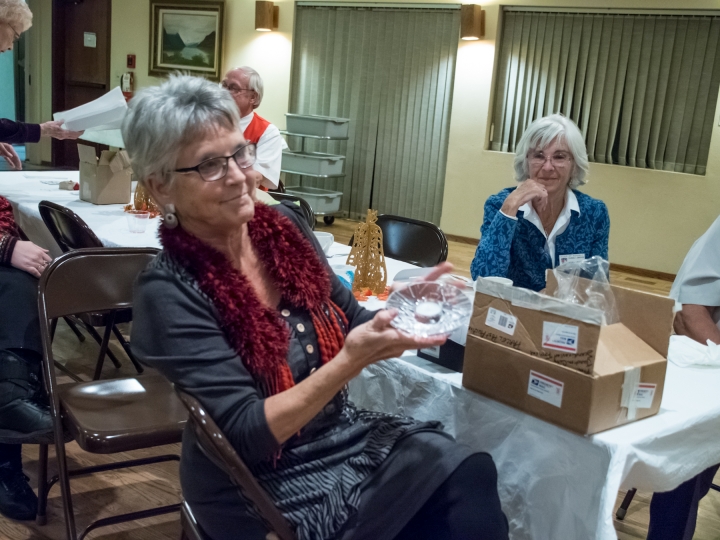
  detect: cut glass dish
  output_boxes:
[386,281,472,337]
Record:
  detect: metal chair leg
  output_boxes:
[81,319,122,370]
[36,444,49,525]
[63,317,85,342]
[616,488,637,520]
[50,319,58,341]
[111,325,144,375]
[711,483,720,492]
[93,317,116,381]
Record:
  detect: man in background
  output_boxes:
[221,66,287,191]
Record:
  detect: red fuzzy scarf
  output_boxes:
[159,202,348,397]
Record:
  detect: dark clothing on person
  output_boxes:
[132,202,504,540]
[648,464,720,540]
[0,119,40,145]
[393,453,508,540]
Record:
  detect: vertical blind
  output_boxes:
[491,10,720,175]
[289,5,459,223]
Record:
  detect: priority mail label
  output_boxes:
[527,370,564,408]
[542,322,579,354]
[485,307,518,336]
[559,253,586,265]
[632,383,656,409]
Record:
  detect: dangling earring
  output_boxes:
[164,203,178,229]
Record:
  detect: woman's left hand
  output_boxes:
[10,241,52,278]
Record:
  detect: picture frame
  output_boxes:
[149,0,225,81]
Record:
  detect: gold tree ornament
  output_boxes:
[128,184,160,217]
[346,210,387,294]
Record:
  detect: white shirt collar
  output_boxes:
[239,111,254,132]
[519,188,580,265]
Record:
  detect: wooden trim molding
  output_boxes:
[445,233,479,246]
[609,263,675,283]
[441,233,676,282]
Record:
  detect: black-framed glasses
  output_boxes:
[174,143,257,182]
[220,81,255,95]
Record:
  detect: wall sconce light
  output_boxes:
[460,4,484,40]
[256,1,279,32]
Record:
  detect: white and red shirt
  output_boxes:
[240,111,288,190]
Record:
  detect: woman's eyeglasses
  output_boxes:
[174,143,257,182]
[528,151,572,168]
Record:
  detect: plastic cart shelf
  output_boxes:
[280,121,349,226]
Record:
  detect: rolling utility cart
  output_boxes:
[280,114,350,225]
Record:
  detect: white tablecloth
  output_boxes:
[3,171,720,539]
[348,341,720,540]
[0,171,158,257]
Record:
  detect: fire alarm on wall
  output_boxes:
[127,54,136,69]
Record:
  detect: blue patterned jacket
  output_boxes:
[470,188,610,291]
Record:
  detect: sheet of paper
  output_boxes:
[54,87,128,131]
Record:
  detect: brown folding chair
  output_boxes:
[181,500,209,540]
[176,388,296,540]
[36,248,188,540]
[38,200,143,379]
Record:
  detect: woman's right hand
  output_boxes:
[341,309,448,373]
[10,241,52,278]
[500,179,548,216]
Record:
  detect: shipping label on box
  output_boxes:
[470,280,604,375]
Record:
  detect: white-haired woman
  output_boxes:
[471,114,610,291]
[0,0,81,170]
[124,75,507,540]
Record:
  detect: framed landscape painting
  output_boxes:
[149,0,225,81]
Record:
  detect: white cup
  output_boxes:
[313,231,334,254]
[126,211,150,233]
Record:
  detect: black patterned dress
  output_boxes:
[131,203,474,540]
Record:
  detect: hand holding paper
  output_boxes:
[40,120,83,140]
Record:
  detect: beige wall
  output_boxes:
[110,0,720,274]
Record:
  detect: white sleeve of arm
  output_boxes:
[253,124,288,190]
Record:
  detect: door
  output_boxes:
[52,0,111,168]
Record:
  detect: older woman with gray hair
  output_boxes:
[471,114,610,291]
[0,0,81,170]
[125,74,508,540]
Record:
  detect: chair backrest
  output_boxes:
[349,214,449,268]
[268,193,315,231]
[38,200,103,252]
[38,248,159,322]
[175,389,297,540]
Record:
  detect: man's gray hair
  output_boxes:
[236,66,264,109]
[122,74,240,186]
[0,0,32,33]
[513,114,589,189]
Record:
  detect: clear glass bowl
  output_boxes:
[385,281,472,337]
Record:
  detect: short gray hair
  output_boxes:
[0,0,32,33]
[122,74,240,186]
[513,114,589,189]
[236,66,264,108]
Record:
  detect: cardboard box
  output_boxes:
[462,274,674,435]
[78,144,132,205]
[471,278,605,374]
